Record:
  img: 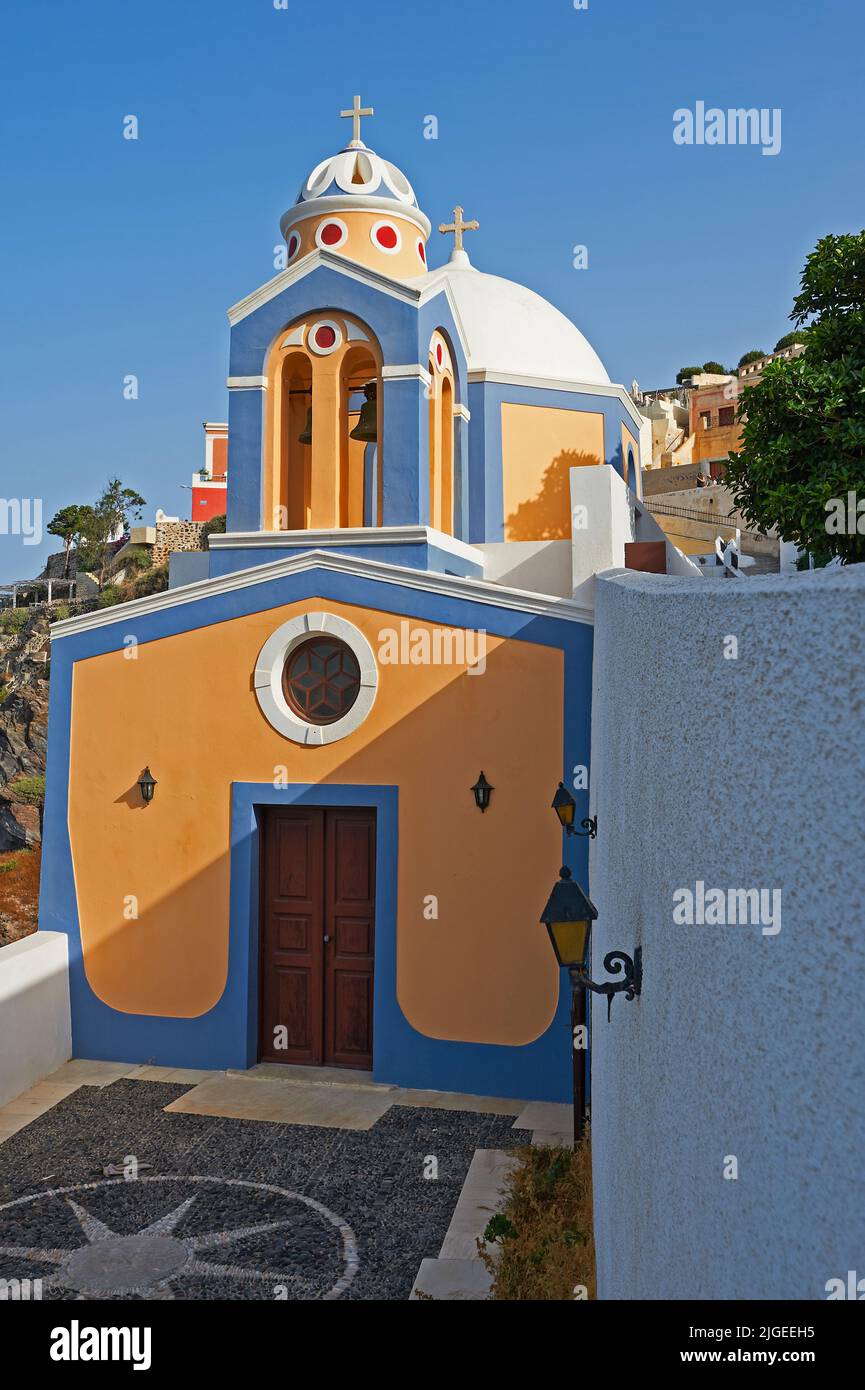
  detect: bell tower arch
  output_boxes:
[264,313,382,531]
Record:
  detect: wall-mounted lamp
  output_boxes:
[540,866,641,1022]
[138,767,157,805]
[471,771,493,813]
[552,782,597,839]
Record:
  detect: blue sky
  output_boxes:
[1,0,863,580]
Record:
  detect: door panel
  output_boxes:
[324,810,376,1068]
[259,809,324,1064]
[260,807,375,1070]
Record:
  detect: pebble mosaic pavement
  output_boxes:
[0,1080,530,1300]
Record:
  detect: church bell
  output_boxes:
[349,383,378,444]
[297,407,312,446]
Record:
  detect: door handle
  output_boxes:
[323,935,331,943]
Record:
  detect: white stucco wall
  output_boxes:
[588,563,865,1300]
[0,932,71,1107]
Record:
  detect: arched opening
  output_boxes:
[341,345,380,527]
[440,376,454,535]
[265,314,382,530]
[280,353,312,531]
[627,447,638,493]
[427,333,456,535]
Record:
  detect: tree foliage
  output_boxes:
[46,504,89,576]
[774,331,806,352]
[62,480,146,584]
[676,365,703,385]
[737,349,767,369]
[725,231,865,564]
[701,360,726,375]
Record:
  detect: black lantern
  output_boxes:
[540,867,642,1021]
[138,767,157,805]
[471,771,493,813]
[539,866,597,967]
[551,781,597,839]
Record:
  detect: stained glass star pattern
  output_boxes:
[283,638,361,725]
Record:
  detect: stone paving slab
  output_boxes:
[164,1076,396,1130]
[0,1078,531,1300]
[410,1256,494,1300]
[228,1063,391,1090]
[531,1129,575,1148]
[438,1148,517,1260]
[512,1100,572,1132]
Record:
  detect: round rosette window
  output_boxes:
[283,638,360,725]
[254,614,378,745]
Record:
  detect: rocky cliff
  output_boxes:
[0,608,51,851]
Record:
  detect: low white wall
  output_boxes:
[476,541,572,597]
[0,932,71,1107]
[588,563,865,1299]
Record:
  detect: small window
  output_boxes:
[718,406,735,426]
[699,411,712,430]
[282,638,361,725]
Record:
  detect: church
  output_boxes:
[39,99,654,1103]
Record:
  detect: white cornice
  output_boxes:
[227,249,422,327]
[454,404,471,422]
[50,549,593,640]
[381,364,432,387]
[467,369,645,432]
[208,526,483,566]
[227,376,268,390]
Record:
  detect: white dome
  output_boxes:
[281,143,431,242]
[407,260,609,385]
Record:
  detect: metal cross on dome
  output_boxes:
[439,205,480,253]
[340,94,374,147]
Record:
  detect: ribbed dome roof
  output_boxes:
[280,143,431,242]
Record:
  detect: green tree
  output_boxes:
[81,480,146,585]
[702,360,726,375]
[737,349,767,370]
[676,365,703,384]
[774,331,806,351]
[46,504,87,577]
[725,230,865,564]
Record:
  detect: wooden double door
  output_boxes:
[259,807,376,1069]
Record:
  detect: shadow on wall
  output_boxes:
[506,451,601,541]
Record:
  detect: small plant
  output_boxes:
[0,609,28,635]
[8,774,46,805]
[0,684,8,705]
[477,1139,596,1300]
[482,1213,517,1243]
[97,585,122,608]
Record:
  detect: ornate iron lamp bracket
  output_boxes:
[570,947,642,1022]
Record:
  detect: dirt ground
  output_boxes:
[0,847,40,947]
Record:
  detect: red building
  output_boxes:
[191,422,228,521]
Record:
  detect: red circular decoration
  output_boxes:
[320,222,344,247]
[417,240,426,264]
[436,342,443,367]
[375,224,399,250]
[286,233,300,259]
[314,325,337,350]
